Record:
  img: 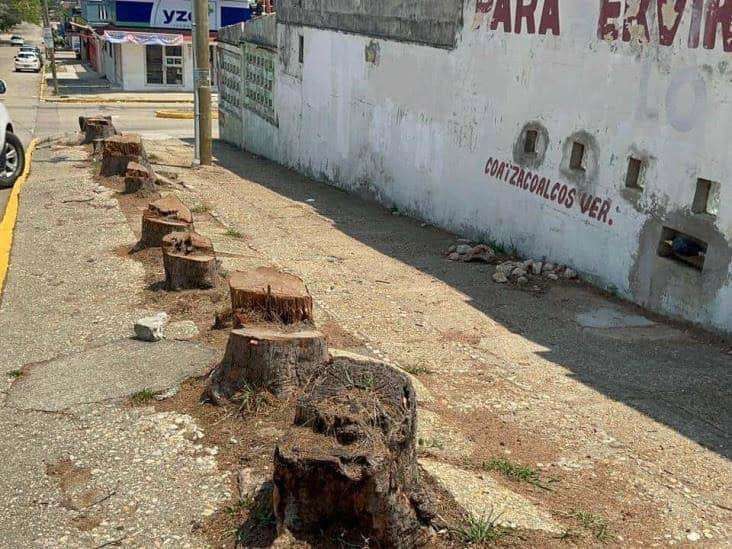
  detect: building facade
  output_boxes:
[219,0,732,332]
[78,0,253,91]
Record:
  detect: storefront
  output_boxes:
[92,0,250,91]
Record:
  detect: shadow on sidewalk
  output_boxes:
[208,140,732,461]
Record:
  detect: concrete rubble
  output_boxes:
[134,312,169,342]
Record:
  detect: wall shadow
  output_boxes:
[210,140,731,461]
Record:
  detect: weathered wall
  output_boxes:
[236,0,732,331]
[276,0,464,48]
[119,43,194,91]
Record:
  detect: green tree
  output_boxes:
[0,0,42,31]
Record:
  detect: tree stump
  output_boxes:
[207,327,328,401]
[229,268,313,324]
[138,196,193,249]
[80,117,117,145]
[100,134,152,177]
[273,353,433,547]
[162,230,218,290]
[124,161,157,194]
[79,114,112,132]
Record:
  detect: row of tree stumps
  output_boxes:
[80,116,436,547]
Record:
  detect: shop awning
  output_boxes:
[103,30,183,46]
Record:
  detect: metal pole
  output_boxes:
[191,0,200,164]
[42,0,59,96]
[193,0,212,165]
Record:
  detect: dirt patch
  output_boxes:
[439,329,482,346]
[71,514,103,532]
[320,320,365,349]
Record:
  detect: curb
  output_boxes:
[155,110,219,120]
[43,96,196,104]
[0,138,39,295]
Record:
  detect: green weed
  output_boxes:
[7,370,23,378]
[483,457,556,491]
[565,510,610,542]
[418,437,445,451]
[130,388,160,406]
[224,228,243,238]
[453,509,509,544]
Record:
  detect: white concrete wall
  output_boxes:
[254,1,732,331]
[101,41,116,84]
[119,43,194,91]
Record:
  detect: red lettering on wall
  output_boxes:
[515,0,538,34]
[538,0,560,34]
[598,0,622,40]
[704,0,732,52]
[658,0,687,46]
[688,0,704,47]
[623,0,652,43]
[491,0,513,32]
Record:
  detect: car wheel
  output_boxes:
[0,133,26,189]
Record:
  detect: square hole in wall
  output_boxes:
[625,157,644,190]
[691,178,720,217]
[524,129,538,154]
[657,227,707,272]
[298,35,304,64]
[569,141,585,171]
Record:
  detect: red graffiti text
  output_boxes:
[483,157,615,226]
[473,0,561,35]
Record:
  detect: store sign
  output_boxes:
[115,0,251,31]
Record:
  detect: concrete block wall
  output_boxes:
[228,0,732,332]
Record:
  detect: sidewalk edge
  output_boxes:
[0,138,39,295]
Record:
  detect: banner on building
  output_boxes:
[103,30,184,45]
[114,0,251,31]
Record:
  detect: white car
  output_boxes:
[10,35,24,47]
[0,80,26,188]
[15,51,41,73]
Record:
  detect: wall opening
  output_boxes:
[691,178,720,217]
[569,141,586,171]
[625,157,644,190]
[657,227,707,271]
[298,35,304,64]
[524,129,538,154]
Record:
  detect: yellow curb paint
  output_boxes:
[42,96,195,104]
[155,110,219,120]
[0,138,39,295]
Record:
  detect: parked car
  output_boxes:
[0,80,26,188]
[10,35,24,47]
[19,44,43,64]
[14,51,41,73]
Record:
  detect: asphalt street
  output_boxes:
[0,24,202,217]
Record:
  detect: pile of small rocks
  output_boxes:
[492,260,577,285]
[446,243,495,263]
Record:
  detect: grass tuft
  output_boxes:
[223,228,243,238]
[453,509,509,544]
[233,384,268,415]
[191,204,209,214]
[402,365,434,376]
[483,457,557,491]
[418,437,445,451]
[565,509,610,542]
[130,388,160,406]
[7,370,23,378]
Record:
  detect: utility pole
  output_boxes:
[193,0,212,165]
[42,0,59,96]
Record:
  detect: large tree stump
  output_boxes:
[124,161,157,194]
[207,327,328,401]
[273,353,433,547]
[80,117,117,145]
[79,114,112,132]
[100,134,152,177]
[229,268,313,324]
[162,230,218,290]
[138,196,193,249]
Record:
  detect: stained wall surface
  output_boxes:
[227,1,732,331]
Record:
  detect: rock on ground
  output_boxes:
[135,312,169,341]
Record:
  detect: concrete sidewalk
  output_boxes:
[0,142,228,546]
[145,138,731,546]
